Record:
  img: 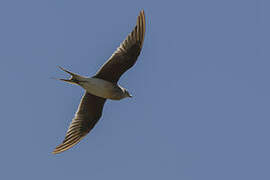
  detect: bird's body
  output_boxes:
[60,72,130,100]
[80,77,127,100]
[53,10,145,154]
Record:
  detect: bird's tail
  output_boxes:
[55,66,86,85]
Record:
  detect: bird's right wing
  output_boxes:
[94,10,146,83]
[53,92,106,154]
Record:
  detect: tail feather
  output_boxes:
[57,66,86,85]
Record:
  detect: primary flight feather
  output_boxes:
[53,10,146,154]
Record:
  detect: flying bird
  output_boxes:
[53,10,146,154]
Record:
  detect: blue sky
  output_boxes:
[0,0,269,179]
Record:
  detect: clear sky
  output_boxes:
[0,0,269,179]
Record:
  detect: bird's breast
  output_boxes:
[81,78,124,100]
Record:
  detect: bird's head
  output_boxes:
[123,89,133,98]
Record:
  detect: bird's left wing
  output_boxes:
[53,92,106,154]
[94,10,146,83]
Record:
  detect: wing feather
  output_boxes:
[94,10,146,83]
[53,93,106,154]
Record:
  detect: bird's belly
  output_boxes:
[82,78,123,100]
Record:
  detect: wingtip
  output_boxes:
[140,9,145,18]
[137,9,146,48]
[52,136,86,154]
[51,147,66,154]
[52,146,62,154]
[139,9,145,17]
[52,148,64,154]
[52,151,57,155]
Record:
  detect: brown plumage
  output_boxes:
[53,10,146,154]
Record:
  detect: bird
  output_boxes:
[52,10,146,154]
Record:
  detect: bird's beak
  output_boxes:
[128,94,133,98]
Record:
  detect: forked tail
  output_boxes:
[55,66,86,85]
